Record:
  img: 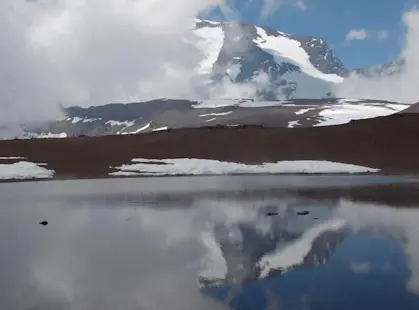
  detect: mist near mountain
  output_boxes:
[336,9,419,103]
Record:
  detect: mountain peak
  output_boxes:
[194,18,346,100]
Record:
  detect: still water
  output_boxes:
[1,175,419,310]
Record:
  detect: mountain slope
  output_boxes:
[194,19,347,99]
[23,98,410,138]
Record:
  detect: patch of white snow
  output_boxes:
[111,158,379,176]
[287,120,300,128]
[121,123,151,135]
[153,127,168,132]
[314,103,408,127]
[199,111,233,117]
[0,161,54,179]
[254,27,343,84]
[194,24,224,75]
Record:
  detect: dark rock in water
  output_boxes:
[297,211,310,216]
[266,212,279,216]
[314,217,319,220]
[39,221,48,226]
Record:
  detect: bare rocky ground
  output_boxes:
[0,111,418,182]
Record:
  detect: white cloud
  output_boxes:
[260,0,281,18]
[378,30,389,41]
[260,0,307,18]
[345,28,368,41]
[336,9,419,103]
[0,0,226,125]
[294,0,308,11]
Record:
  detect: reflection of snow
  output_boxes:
[111,158,379,176]
[258,219,345,278]
[198,231,227,282]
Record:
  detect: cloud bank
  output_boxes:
[0,0,226,124]
[337,9,419,103]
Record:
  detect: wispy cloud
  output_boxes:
[294,0,308,11]
[345,28,368,41]
[378,30,389,41]
[260,0,308,18]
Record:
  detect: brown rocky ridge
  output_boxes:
[0,109,418,182]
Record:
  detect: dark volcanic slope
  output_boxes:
[2,113,419,180]
[25,98,409,138]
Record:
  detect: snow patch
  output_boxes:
[70,117,83,124]
[254,27,344,84]
[199,111,233,117]
[0,157,26,160]
[111,158,379,176]
[36,132,67,139]
[287,120,300,128]
[153,127,168,132]
[82,118,101,123]
[0,161,55,180]
[109,171,141,177]
[295,107,316,115]
[120,123,151,135]
[194,24,224,75]
[226,63,242,81]
[315,103,409,126]
[106,120,136,127]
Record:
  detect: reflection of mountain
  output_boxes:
[198,200,347,287]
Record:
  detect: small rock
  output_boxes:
[297,211,310,216]
[39,221,48,226]
[266,212,279,216]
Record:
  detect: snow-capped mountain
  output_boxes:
[194,19,347,99]
[23,98,410,138]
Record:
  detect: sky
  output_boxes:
[202,0,419,68]
[0,0,419,130]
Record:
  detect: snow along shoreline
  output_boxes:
[110,158,380,177]
[0,161,55,180]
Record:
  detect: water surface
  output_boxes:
[1,175,419,310]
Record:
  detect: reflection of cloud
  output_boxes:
[0,199,227,310]
[349,262,371,274]
[4,186,419,309]
[336,201,419,295]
